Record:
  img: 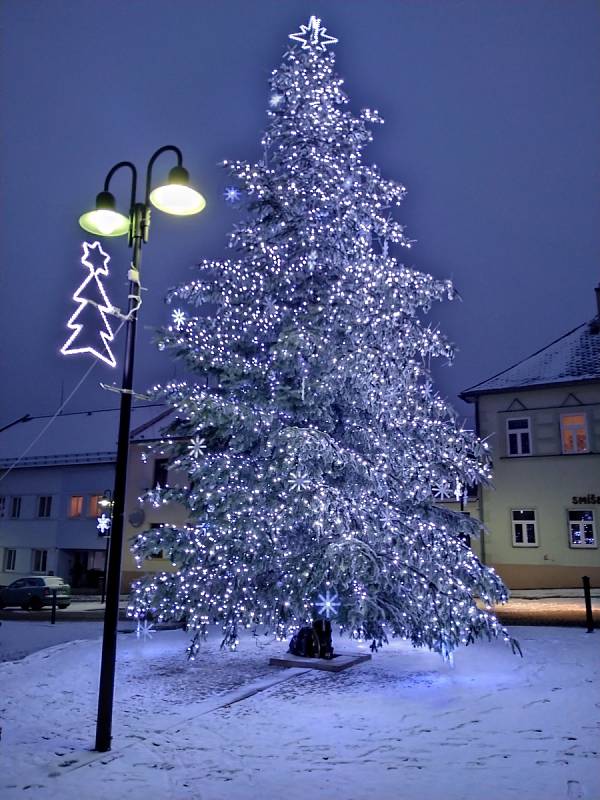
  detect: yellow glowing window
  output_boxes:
[89,495,103,517]
[69,495,84,518]
[560,414,588,454]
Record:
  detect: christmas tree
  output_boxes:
[130,16,517,660]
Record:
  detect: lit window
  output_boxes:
[89,495,103,517]
[568,510,596,548]
[10,497,22,518]
[561,414,588,454]
[512,509,538,547]
[37,496,53,518]
[506,418,531,456]
[32,549,48,573]
[69,495,84,518]
[3,548,16,571]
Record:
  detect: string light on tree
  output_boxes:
[129,17,518,662]
[61,241,117,367]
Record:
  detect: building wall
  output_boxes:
[0,462,114,585]
[477,382,600,588]
[121,445,186,590]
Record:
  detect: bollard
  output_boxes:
[582,575,594,633]
[51,589,57,625]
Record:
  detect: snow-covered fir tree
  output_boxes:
[130,16,517,660]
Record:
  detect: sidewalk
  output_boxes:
[1,590,598,626]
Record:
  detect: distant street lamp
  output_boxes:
[80,146,205,753]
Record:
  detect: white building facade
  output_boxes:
[461,289,600,589]
[0,405,165,588]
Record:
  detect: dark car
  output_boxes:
[0,576,71,610]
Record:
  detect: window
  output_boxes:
[3,548,16,571]
[10,496,22,518]
[561,414,588,454]
[506,418,531,456]
[147,523,164,559]
[152,458,169,488]
[68,495,83,518]
[512,509,538,547]
[0,496,5,517]
[568,510,596,548]
[31,549,48,573]
[89,495,103,517]
[37,495,53,518]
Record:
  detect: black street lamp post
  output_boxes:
[79,146,205,752]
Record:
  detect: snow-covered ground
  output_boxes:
[0,626,598,800]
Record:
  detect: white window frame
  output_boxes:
[10,496,22,518]
[31,549,48,573]
[506,417,532,457]
[511,508,538,547]
[560,413,589,454]
[567,509,597,549]
[37,495,53,518]
[3,548,16,571]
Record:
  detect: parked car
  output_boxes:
[0,576,71,611]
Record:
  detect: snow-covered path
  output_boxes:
[0,627,598,800]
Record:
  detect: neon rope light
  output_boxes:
[61,241,117,367]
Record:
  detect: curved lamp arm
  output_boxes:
[145,145,183,205]
[103,161,138,216]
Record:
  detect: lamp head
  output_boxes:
[149,166,206,216]
[79,191,130,237]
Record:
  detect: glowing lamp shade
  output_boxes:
[79,191,130,237]
[149,166,206,216]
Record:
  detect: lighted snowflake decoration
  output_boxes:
[381,506,396,529]
[289,16,338,51]
[188,435,207,460]
[288,469,310,492]
[432,479,453,500]
[264,296,278,316]
[269,93,284,108]
[172,308,186,330]
[224,186,241,203]
[96,513,111,535]
[136,619,155,640]
[315,589,341,619]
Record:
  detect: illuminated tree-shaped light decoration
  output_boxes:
[130,17,517,661]
[61,241,117,367]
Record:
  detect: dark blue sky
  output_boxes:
[1,0,599,426]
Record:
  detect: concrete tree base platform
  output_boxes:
[269,652,371,672]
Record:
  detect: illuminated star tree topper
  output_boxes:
[130,17,517,662]
[289,15,338,51]
[61,241,116,368]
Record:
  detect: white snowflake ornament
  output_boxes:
[136,619,155,640]
[315,589,341,619]
[188,436,207,460]
[172,309,186,330]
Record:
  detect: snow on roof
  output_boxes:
[461,318,600,399]
[0,404,166,468]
